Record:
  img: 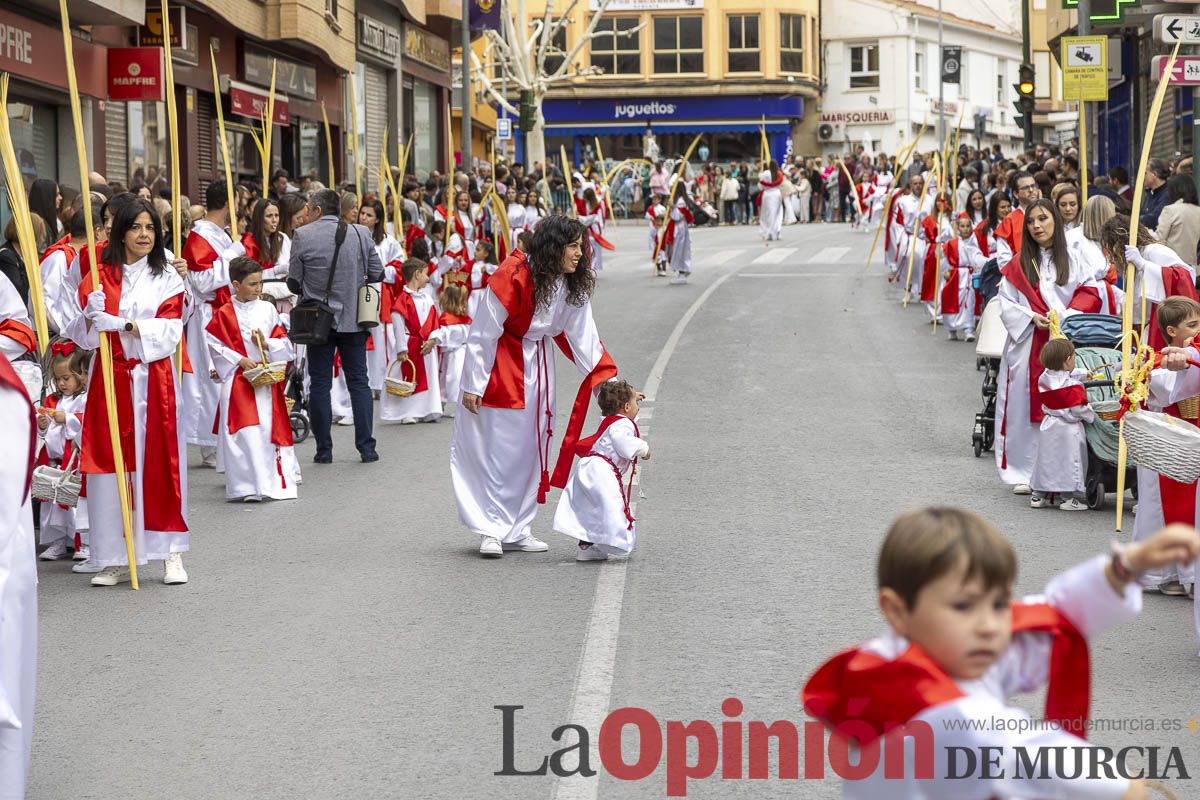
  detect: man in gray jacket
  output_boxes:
[288,189,384,463]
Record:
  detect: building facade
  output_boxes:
[818,0,1027,159]
[515,0,821,167]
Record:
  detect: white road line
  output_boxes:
[751,246,797,265]
[552,269,738,800]
[807,246,850,263]
[738,272,850,278]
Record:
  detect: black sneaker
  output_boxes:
[360,451,379,463]
[314,451,333,464]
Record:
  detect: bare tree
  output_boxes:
[471,0,640,169]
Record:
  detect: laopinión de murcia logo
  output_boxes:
[494,703,1192,797]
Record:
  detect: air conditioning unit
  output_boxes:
[817,123,836,141]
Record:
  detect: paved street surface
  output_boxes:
[31,222,1198,798]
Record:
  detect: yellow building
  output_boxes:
[515,0,821,165]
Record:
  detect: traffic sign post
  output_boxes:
[1152,54,1200,84]
[496,117,512,141]
[1154,14,1200,44]
[1061,36,1109,101]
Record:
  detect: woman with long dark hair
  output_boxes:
[221,197,293,315]
[61,198,190,586]
[965,188,987,227]
[28,178,62,250]
[993,198,1103,497]
[665,177,695,283]
[758,159,784,242]
[451,215,618,558]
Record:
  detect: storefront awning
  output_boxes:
[545,120,791,136]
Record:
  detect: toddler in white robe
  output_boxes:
[381,258,443,424]
[554,379,650,561]
[1029,338,1094,511]
[804,506,1200,800]
[36,346,91,562]
[438,279,471,417]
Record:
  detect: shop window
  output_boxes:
[653,15,703,74]
[914,50,925,91]
[727,15,759,73]
[848,43,879,89]
[128,101,169,193]
[591,17,640,76]
[543,20,567,76]
[781,14,805,74]
[325,0,337,21]
[996,63,1006,103]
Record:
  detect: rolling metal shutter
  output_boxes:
[197,91,215,197]
[104,101,128,187]
[363,63,389,191]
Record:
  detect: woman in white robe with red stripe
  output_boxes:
[0,351,36,799]
[452,217,617,559]
[0,272,35,363]
[993,200,1103,492]
[758,161,784,242]
[60,199,190,587]
[578,188,614,273]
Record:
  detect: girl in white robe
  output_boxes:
[993,200,1096,492]
[205,262,298,502]
[665,182,694,284]
[507,188,527,243]
[467,240,499,319]
[0,351,36,799]
[61,200,189,586]
[758,162,784,242]
[1029,339,1094,509]
[381,260,443,424]
[36,347,90,560]
[438,281,471,416]
[554,380,650,560]
[940,214,981,339]
[452,218,617,557]
[524,192,547,232]
[578,188,611,273]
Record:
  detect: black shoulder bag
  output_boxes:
[288,220,347,346]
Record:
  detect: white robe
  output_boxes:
[553,417,649,554]
[993,249,1091,486]
[758,171,783,241]
[380,287,443,422]
[668,201,692,274]
[507,203,527,242]
[895,194,922,295]
[0,360,35,800]
[1064,227,1109,281]
[37,391,89,545]
[39,247,70,333]
[884,192,911,276]
[60,258,189,567]
[368,238,404,392]
[942,235,982,333]
[579,207,607,272]
[451,283,606,543]
[524,206,546,232]
[646,203,666,264]
[0,273,33,363]
[205,298,298,501]
[438,321,469,414]
[836,556,1139,800]
[182,219,233,449]
[1030,368,1094,494]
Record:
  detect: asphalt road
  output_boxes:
[29,221,1200,799]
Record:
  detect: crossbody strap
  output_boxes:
[323,220,348,303]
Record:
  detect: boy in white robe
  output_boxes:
[1029,338,1094,511]
[554,379,650,561]
[36,346,91,562]
[381,258,442,424]
[804,506,1200,800]
[205,256,299,502]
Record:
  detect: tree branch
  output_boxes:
[471,51,521,114]
[547,0,611,82]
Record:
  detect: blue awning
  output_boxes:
[545,121,790,136]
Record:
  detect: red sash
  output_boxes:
[0,352,35,497]
[973,222,991,256]
[803,603,1090,746]
[0,319,35,355]
[995,207,1025,259]
[1146,264,1200,351]
[76,261,187,532]
[884,191,903,253]
[240,232,276,272]
[759,173,783,188]
[41,234,77,272]
[392,290,439,393]
[940,239,965,315]
[436,204,469,240]
[573,415,641,530]
[1039,383,1087,410]
[404,224,425,253]
[183,230,231,309]
[919,217,940,303]
[204,302,292,446]
[586,205,616,251]
[440,311,471,327]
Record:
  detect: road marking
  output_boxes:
[751,247,797,265]
[553,268,739,800]
[807,246,850,263]
[738,272,850,278]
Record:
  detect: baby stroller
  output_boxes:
[972,297,1005,457]
[1061,314,1136,509]
[285,348,310,445]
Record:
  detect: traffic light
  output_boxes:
[1013,62,1035,129]
[518,90,535,133]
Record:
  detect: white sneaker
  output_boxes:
[503,535,549,553]
[400,417,418,425]
[91,565,131,586]
[947,330,959,341]
[576,544,608,562]
[242,495,262,503]
[72,559,103,574]
[73,545,90,561]
[479,536,503,558]
[669,273,689,285]
[1029,495,1053,509]
[965,332,976,342]
[1059,497,1089,511]
[163,553,188,585]
[1160,580,1188,596]
[39,540,69,561]
[1012,484,1032,495]
[201,452,217,468]
[336,417,355,426]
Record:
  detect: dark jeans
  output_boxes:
[307,330,376,456]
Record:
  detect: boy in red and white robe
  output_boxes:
[182,214,233,465]
[205,258,298,502]
[381,258,442,424]
[804,507,1199,799]
[554,380,650,561]
[645,196,668,274]
[917,199,951,319]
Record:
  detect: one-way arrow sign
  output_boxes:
[1155,14,1200,44]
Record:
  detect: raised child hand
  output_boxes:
[1127,524,1200,574]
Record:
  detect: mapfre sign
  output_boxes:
[819,110,894,125]
[107,47,163,102]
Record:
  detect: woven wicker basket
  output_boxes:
[1124,410,1200,484]
[245,362,287,388]
[384,355,417,397]
[31,451,81,507]
[285,396,296,414]
[1091,400,1122,422]
[1178,396,1200,420]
